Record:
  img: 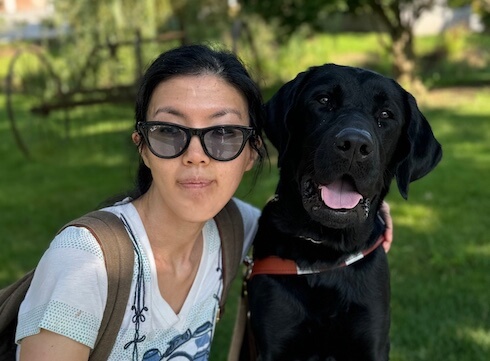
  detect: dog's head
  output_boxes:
[265,64,442,232]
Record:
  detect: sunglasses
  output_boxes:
[137,121,256,161]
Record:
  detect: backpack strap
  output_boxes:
[214,199,244,315]
[61,210,134,360]
[0,211,133,360]
[0,270,36,359]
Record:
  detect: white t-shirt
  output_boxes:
[15,197,259,360]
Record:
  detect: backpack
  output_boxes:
[0,200,243,361]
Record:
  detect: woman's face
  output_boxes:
[134,75,257,223]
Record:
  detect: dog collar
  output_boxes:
[246,234,385,279]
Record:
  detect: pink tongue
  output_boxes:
[319,179,363,209]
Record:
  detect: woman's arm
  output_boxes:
[380,201,393,253]
[19,329,90,361]
[16,227,108,359]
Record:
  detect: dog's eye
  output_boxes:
[316,96,334,110]
[376,110,394,128]
[379,110,393,119]
[318,96,329,105]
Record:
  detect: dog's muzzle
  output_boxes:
[301,176,372,228]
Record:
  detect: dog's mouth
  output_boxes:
[302,175,371,227]
[318,178,364,210]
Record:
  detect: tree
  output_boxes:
[49,0,235,89]
[52,0,235,45]
[169,0,232,44]
[348,0,438,87]
[52,0,173,43]
[243,0,441,87]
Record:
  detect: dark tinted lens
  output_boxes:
[203,127,245,160]
[147,124,187,157]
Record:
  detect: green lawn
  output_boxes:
[385,88,490,360]
[1,32,489,360]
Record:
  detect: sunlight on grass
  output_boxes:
[394,203,440,232]
[75,120,133,137]
[465,243,490,257]
[460,327,490,349]
[79,152,130,167]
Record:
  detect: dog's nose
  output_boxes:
[334,128,373,161]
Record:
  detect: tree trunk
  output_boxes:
[391,26,415,85]
[390,26,425,93]
[367,0,428,92]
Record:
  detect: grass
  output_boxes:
[384,88,490,360]
[1,32,489,360]
[0,101,137,282]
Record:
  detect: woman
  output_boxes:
[15,44,393,360]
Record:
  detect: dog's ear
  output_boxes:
[395,92,442,199]
[264,71,308,167]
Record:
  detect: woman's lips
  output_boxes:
[178,178,214,189]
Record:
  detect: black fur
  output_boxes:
[246,64,442,361]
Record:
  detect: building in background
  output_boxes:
[0,0,53,21]
[0,0,61,42]
[408,0,483,35]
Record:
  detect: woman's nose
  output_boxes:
[182,135,210,164]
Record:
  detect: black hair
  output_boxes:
[130,43,268,199]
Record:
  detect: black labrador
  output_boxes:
[245,64,442,361]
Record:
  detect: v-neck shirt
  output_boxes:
[15,197,259,360]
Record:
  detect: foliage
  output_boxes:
[47,0,172,94]
[168,0,233,42]
[346,0,437,33]
[51,0,234,44]
[241,0,342,39]
[242,1,438,37]
[52,0,172,41]
[45,0,234,97]
[242,0,442,85]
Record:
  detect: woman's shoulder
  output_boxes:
[52,200,137,260]
[231,198,261,247]
[232,197,261,222]
[53,225,104,260]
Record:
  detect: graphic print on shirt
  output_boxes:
[137,249,223,360]
[142,321,213,360]
[121,215,149,359]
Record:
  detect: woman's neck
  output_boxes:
[132,192,205,266]
[132,192,205,313]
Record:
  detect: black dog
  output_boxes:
[245,64,442,361]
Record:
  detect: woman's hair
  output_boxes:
[131,43,268,199]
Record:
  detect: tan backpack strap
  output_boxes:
[61,210,134,360]
[227,280,256,361]
[214,199,244,312]
[0,269,36,358]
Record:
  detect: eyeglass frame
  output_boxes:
[136,121,257,161]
